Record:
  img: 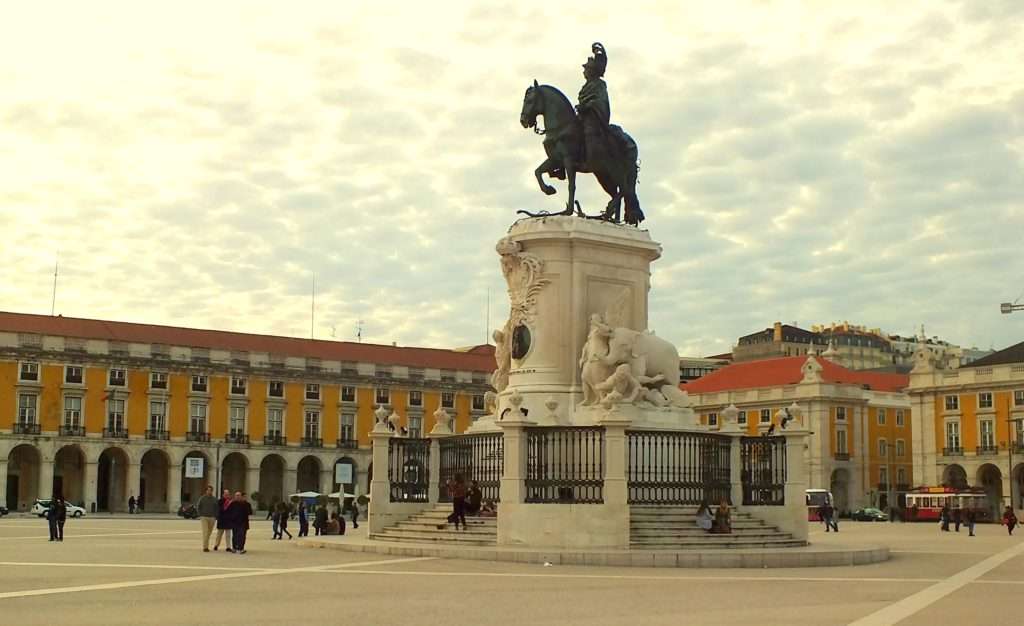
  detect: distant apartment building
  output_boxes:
[679,355,731,383]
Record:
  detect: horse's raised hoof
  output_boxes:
[542,185,557,196]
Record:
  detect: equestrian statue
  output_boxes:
[519,43,644,226]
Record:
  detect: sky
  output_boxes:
[1,1,1022,356]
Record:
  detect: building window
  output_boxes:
[305,383,320,401]
[108,368,127,387]
[896,439,906,457]
[759,408,771,424]
[978,392,993,410]
[945,395,959,411]
[835,406,846,421]
[408,415,422,438]
[268,380,284,398]
[472,394,485,411]
[737,410,747,425]
[341,386,356,402]
[836,429,848,454]
[65,365,83,384]
[267,407,283,437]
[375,387,390,405]
[877,408,886,425]
[879,467,888,486]
[150,372,168,390]
[340,413,355,441]
[945,421,960,449]
[17,393,37,424]
[229,406,246,436]
[980,420,995,449]
[442,392,455,409]
[878,438,887,458]
[304,410,320,439]
[190,403,208,433]
[1015,390,1024,407]
[150,401,167,431]
[707,412,718,427]
[63,396,82,427]
[191,375,208,393]
[230,377,247,396]
[108,398,125,432]
[896,467,906,486]
[19,361,39,382]
[896,410,905,427]
[409,390,423,407]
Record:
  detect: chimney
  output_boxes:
[773,322,783,343]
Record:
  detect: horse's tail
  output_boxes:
[622,132,643,226]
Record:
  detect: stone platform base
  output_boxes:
[297,536,888,569]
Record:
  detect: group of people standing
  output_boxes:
[196,486,252,553]
[939,504,978,536]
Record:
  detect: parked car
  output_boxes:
[178,503,199,519]
[30,499,85,518]
[0,505,8,516]
[850,507,888,522]
[64,503,86,518]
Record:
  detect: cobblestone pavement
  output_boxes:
[0,516,1020,625]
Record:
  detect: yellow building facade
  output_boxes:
[0,312,492,512]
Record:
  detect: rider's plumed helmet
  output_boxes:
[582,42,607,78]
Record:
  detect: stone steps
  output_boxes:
[629,505,803,550]
[370,505,498,546]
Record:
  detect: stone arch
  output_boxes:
[54,444,87,507]
[296,455,321,493]
[942,464,968,491]
[830,468,850,514]
[221,452,248,494]
[7,443,42,511]
[332,456,358,496]
[97,446,130,512]
[140,449,171,513]
[1013,463,1024,510]
[180,450,210,505]
[258,454,287,509]
[977,463,1003,519]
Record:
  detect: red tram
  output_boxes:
[903,487,992,522]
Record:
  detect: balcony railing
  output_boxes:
[186,431,210,442]
[60,425,86,437]
[263,434,285,446]
[336,438,359,449]
[877,482,890,492]
[103,428,128,439]
[300,437,323,448]
[942,446,963,456]
[895,483,911,492]
[976,445,999,456]
[224,432,249,444]
[834,452,850,461]
[13,422,41,435]
[145,429,170,441]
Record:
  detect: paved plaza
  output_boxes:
[0,516,1021,625]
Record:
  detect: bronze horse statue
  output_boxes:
[519,80,644,226]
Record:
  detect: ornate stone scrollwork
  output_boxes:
[496,237,550,328]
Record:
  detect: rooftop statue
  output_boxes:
[519,43,645,226]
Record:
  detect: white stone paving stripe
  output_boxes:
[0,530,196,541]
[849,541,1024,626]
[0,561,270,572]
[311,569,944,584]
[0,556,436,601]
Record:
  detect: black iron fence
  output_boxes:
[627,430,732,505]
[438,432,503,503]
[525,427,604,504]
[740,436,786,506]
[389,437,430,503]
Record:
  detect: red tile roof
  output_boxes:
[682,355,908,394]
[0,311,496,373]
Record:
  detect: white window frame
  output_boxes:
[65,365,84,385]
[472,394,485,411]
[190,403,208,433]
[1015,390,1024,407]
[408,415,422,438]
[268,380,284,398]
[409,390,423,407]
[341,386,356,402]
[895,439,906,457]
[267,407,284,437]
[304,410,320,439]
[896,410,905,427]
[836,428,848,454]
[879,466,889,485]
[63,396,82,427]
[442,391,455,409]
[737,410,747,425]
[107,398,126,432]
[229,405,247,436]
[230,377,247,396]
[759,408,771,424]
[108,368,127,387]
[980,419,996,448]
[375,387,390,405]
[945,420,961,449]
[18,361,39,382]
[945,394,959,412]
[17,393,38,424]
[149,400,167,431]
[305,383,320,401]
[150,371,168,390]
[835,406,847,421]
[878,438,887,458]
[896,467,907,486]
[707,412,718,427]
[877,408,886,425]
[978,392,993,410]
[191,375,208,393]
[340,413,355,441]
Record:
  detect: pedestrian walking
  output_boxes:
[228,492,252,554]
[350,500,359,530]
[128,495,136,514]
[939,504,950,532]
[298,503,309,537]
[213,489,234,552]
[196,485,220,552]
[314,505,328,536]
[271,507,281,540]
[277,502,292,540]
[820,502,838,532]
[953,507,962,532]
[965,508,976,537]
[53,497,67,541]
[1003,506,1018,536]
[437,474,468,531]
[46,497,60,541]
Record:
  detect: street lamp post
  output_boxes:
[1000,303,1024,314]
[1008,405,1023,510]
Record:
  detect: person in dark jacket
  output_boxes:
[277,502,292,540]
[213,489,234,552]
[350,500,359,530]
[953,507,962,532]
[466,481,483,516]
[298,503,309,537]
[940,505,950,532]
[314,505,328,536]
[46,498,60,542]
[1003,506,1018,535]
[54,497,67,541]
[965,508,977,537]
[227,492,252,554]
